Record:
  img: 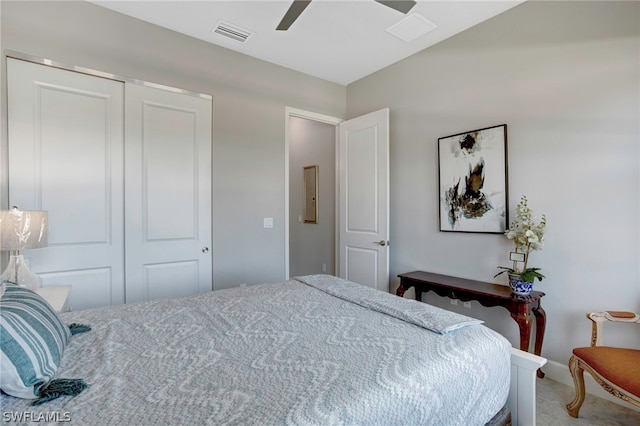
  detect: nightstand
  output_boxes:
[35,285,72,313]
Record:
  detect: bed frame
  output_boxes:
[509,347,547,426]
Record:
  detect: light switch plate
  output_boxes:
[263,217,274,228]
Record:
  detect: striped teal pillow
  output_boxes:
[0,283,71,399]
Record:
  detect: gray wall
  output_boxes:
[0,0,346,289]
[289,117,336,277]
[347,0,639,380]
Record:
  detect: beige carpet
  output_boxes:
[536,378,640,425]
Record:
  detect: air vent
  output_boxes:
[212,20,253,43]
[386,13,437,43]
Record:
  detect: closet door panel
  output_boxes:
[7,58,125,310]
[39,86,111,244]
[144,102,197,240]
[125,83,212,303]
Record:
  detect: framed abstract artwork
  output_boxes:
[438,124,508,233]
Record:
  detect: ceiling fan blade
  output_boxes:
[276,0,312,31]
[375,0,417,14]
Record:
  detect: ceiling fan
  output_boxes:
[276,0,417,31]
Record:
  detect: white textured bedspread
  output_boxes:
[1,275,510,425]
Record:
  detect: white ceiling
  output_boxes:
[91,0,525,85]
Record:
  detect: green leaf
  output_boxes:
[494,266,514,278]
[520,269,545,283]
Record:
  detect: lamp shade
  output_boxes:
[0,207,48,251]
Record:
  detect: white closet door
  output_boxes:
[7,58,125,310]
[124,83,212,303]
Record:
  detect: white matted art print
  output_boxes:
[438,124,508,233]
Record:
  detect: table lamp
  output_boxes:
[0,206,48,291]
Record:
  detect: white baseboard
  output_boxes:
[542,359,639,412]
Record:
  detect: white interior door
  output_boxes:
[338,108,389,291]
[7,58,125,310]
[124,83,212,303]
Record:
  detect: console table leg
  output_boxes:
[396,280,422,301]
[415,289,423,301]
[533,305,547,378]
[511,311,532,354]
[532,306,546,356]
[396,282,407,298]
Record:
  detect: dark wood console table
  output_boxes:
[397,270,546,377]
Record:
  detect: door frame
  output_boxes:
[284,107,342,279]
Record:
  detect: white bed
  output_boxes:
[1,274,544,425]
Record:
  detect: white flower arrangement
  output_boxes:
[495,195,547,283]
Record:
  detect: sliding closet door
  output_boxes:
[124,83,212,303]
[7,58,125,310]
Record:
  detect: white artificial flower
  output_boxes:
[499,195,547,276]
[525,230,539,243]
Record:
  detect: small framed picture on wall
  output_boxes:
[438,124,508,233]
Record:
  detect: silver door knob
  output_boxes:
[375,240,387,246]
[202,247,209,253]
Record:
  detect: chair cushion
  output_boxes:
[573,346,640,397]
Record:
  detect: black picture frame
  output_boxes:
[438,124,508,233]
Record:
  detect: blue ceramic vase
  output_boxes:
[508,273,533,296]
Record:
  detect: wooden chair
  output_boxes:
[566,311,640,417]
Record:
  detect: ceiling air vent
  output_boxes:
[387,13,437,43]
[212,20,253,43]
